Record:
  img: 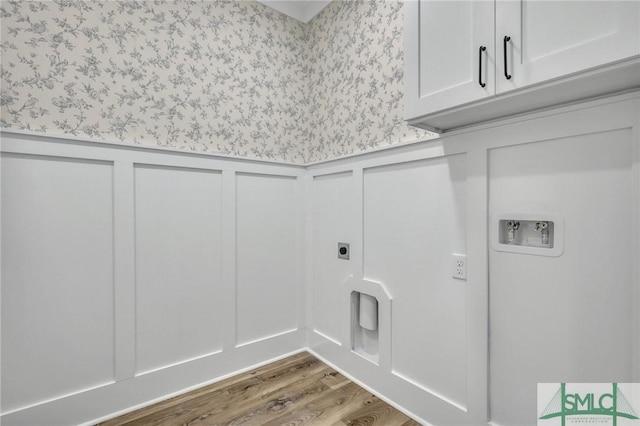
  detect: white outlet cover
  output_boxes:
[452,253,467,280]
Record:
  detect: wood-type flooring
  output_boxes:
[98,351,421,426]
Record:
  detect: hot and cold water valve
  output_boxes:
[504,220,519,244]
[494,214,564,257]
[502,219,553,247]
[537,221,550,245]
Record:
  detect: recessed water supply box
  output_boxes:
[492,214,564,257]
[351,291,379,364]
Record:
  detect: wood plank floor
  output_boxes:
[98,352,421,426]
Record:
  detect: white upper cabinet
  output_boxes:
[404,1,494,118]
[405,0,640,132]
[496,1,640,93]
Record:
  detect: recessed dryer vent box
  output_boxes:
[491,214,564,257]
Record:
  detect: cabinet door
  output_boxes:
[496,1,640,93]
[404,0,494,124]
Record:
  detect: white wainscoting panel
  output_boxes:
[134,165,224,374]
[312,171,356,345]
[235,173,298,346]
[1,154,115,412]
[489,129,636,426]
[1,132,305,425]
[1,92,638,426]
[363,155,468,409]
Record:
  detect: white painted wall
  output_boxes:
[312,171,356,345]
[1,91,639,426]
[489,129,636,426]
[0,133,305,426]
[364,156,468,410]
[134,165,224,374]
[236,173,298,346]
[307,145,489,424]
[1,155,115,413]
[307,92,640,425]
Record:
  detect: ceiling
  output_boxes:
[256,0,333,23]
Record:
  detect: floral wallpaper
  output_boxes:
[0,0,310,162]
[305,0,434,162]
[1,0,435,164]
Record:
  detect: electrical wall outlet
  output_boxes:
[452,253,467,280]
[338,242,350,260]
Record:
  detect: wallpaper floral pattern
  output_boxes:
[0,0,435,163]
[305,0,434,161]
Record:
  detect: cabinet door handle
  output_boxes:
[479,46,487,87]
[503,36,512,80]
